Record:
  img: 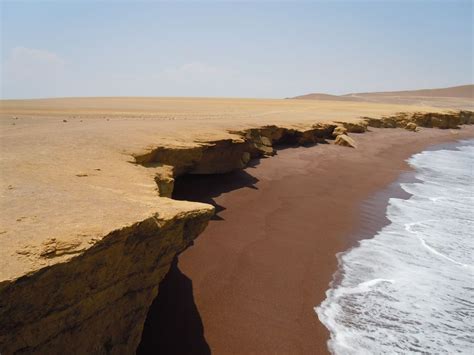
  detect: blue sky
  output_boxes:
[1,0,472,99]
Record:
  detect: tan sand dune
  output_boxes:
[347,84,473,98]
[288,93,362,102]
[292,84,473,109]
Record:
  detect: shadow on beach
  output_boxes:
[137,257,210,355]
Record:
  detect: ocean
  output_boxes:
[316,139,474,354]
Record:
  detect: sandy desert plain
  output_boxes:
[0,86,473,354]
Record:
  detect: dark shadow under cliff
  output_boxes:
[172,169,259,220]
[137,257,210,355]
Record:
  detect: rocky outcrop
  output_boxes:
[363,110,474,130]
[0,204,213,354]
[334,134,357,148]
[332,126,348,137]
[459,110,474,125]
[336,121,368,133]
[405,122,418,132]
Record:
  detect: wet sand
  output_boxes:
[139,127,474,355]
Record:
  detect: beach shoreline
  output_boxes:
[140,126,474,354]
[316,137,474,354]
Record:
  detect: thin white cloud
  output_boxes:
[2,47,66,98]
[148,61,248,97]
[161,61,236,83]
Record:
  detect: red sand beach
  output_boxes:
[139,127,474,355]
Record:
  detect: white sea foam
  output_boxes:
[315,139,474,354]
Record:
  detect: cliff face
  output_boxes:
[363,110,474,129]
[135,110,474,198]
[135,124,338,197]
[0,108,472,354]
[0,205,213,354]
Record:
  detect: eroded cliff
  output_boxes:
[0,203,213,354]
[133,110,474,198]
[134,123,337,197]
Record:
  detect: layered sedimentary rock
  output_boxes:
[0,96,472,354]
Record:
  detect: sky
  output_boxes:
[1,0,472,99]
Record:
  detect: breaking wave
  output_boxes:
[315,139,474,354]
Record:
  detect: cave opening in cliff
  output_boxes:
[171,169,259,220]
